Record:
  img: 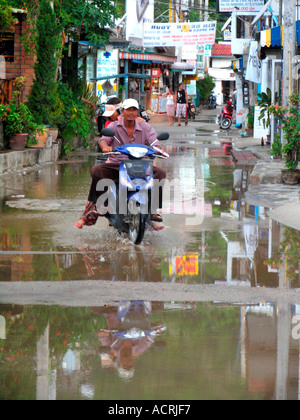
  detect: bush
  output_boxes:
[197,75,216,101]
[50,82,95,155]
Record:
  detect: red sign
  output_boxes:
[152,69,161,78]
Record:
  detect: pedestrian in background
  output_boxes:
[162,87,175,126]
[175,83,188,126]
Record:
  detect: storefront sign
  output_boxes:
[96,49,118,98]
[143,21,216,48]
[186,80,196,96]
[152,69,161,77]
[219,0,264,13]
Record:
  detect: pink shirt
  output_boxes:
[101,118,161,164]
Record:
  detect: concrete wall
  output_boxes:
[0,143,61,176]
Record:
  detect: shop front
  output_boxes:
[119,51,177,113]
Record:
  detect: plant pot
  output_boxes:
[281,169,300,185]
[49,128,58,143]
[247,127,254,137]
[10,133,28,151]
[29,128,49,149]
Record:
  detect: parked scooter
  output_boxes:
[218,100,233,130]
[187,100,196,120]
[207,94,217,109]
[139,105,151,122]
[100,128,169,245]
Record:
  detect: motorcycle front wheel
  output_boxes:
[128,212,147,245]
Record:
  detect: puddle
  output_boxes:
[0,146,299,288]
[1,300,299,400]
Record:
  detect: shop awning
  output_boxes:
[260,22,300,48]
[132,59,151,64]
[90,73,151,82]
[119,51,176,64]
[171,62,195,71]
[260,26,282,47]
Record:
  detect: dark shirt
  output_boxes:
[177,89,187,104]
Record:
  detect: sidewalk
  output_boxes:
[232,133,300,231]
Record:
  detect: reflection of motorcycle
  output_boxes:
[218,101,233,130]
[100,128,169,245]
[98,301,166,378]
[139,105,151,122]
[207,94,217,109]
[187,100,196,120]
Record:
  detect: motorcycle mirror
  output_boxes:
[157,132,169,141]
[101,128,115,137]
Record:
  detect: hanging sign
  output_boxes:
[143,21,216,48]
[219,0,264,13]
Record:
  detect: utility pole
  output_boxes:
[199,0,203,21]
[282,0,297,110]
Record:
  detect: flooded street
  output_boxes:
[1,120,300,400]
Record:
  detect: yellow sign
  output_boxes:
[169,253,199,276]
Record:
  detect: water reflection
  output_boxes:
[1,300,300,400]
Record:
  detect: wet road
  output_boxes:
[1,120,298,288]
[1,118,300,400]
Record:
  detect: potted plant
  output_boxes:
[0,103,36,150]
[258,88,280,144]
[269,95,300,184]
[26,123,49,149]
[270,134,282,160]
[246,106,254,136]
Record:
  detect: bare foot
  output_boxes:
[150,221,165,231]
[74,219,85,229]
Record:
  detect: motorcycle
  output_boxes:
[187,100,196,120]
[207,94,217,109]
[100,128,169,245]
[139,105,151,122]
[218,101,233,130]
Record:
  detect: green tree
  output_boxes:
[197,74,216,101]
[27,0,59,125]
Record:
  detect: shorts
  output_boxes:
[176,103,187,118]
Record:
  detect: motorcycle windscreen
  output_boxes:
[123,160,153,178]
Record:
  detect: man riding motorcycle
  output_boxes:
[75,99,166,230]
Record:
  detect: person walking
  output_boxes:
[175,83,188,126]
[162,87,175,126]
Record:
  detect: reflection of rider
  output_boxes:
[74,99,166,230]
[97,301,166,379]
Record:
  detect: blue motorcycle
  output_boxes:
[100,128,169,245]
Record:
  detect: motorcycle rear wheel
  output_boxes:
[220,118,232,130]
[128,212,147,245]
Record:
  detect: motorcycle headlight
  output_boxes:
[126,147,149,158]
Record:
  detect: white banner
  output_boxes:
[126,0,154,47]
[143,21,216,48]
[219,0,264,13]
[245,41,262,84]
